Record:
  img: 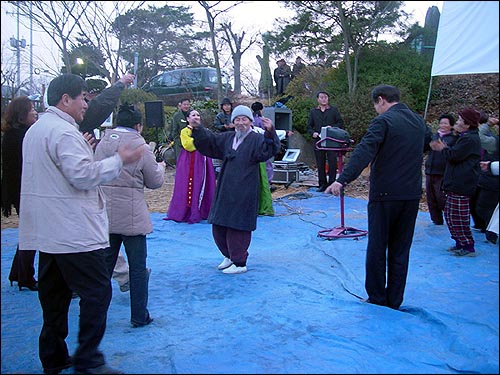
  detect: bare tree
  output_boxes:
[74,1,145,84]
[197,1,243,102]
[273,1,407,95]
[13,1,93,74]
[219,21,258,95]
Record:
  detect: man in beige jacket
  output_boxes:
[19,74,143,374]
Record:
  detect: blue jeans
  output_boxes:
[105,234,151,326]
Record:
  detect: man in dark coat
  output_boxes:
[291,56,305,79]
[191,105,281,274]
[307,90,344,192]
[78,73,135,133]
[273,58,292,96]
[326,84,432,310]
[170,98,191,162]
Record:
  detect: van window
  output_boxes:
[182,71,202,85]
[150,75,164,87]
[208,69,218,84]
[164,71,182,87]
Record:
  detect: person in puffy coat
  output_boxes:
[430,108,482,257]
[424,114,458,225]
[94,104,165,328]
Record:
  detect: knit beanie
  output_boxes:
[231,105,253,122]
[116,104,142,128]
[458,108,480,128]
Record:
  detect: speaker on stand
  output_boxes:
[144,101,172,167]
[144,100,165,128]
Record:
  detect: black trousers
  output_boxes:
[425,174,446,224]
[38,249,111,372]
[365,200,419,310]
[472,186,499,231]
[8,247,37,286]
[314,148,338,187]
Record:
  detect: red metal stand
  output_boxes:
[315,137,368,240]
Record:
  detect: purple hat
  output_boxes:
[458,108,480,127]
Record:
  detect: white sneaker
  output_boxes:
[222,264,247,274]
[217,257,233,270]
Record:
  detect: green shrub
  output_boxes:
[286,44,433,145]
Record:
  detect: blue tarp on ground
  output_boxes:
[1,190,499,374]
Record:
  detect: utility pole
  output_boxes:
[16,4,20,94]
[30,2,33,93]
[7,2,26,97]
[133,52,139,87]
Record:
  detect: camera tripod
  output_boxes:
[315,137,368,240]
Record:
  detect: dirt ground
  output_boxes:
[0,166,428,230]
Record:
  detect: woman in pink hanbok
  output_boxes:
[165,109,216,223]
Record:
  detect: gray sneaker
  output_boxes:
[452,249,477,257]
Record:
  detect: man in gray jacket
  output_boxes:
[19,74,143,374]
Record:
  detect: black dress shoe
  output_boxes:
[74,365,123,374]
[131,315,153,328]
[43,356,72,374]
[486,231,498,245]
[316,185,327,192]
[18,282,38,291]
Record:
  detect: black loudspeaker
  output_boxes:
[144,101,165,128]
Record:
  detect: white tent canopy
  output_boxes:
[431,1,499,76]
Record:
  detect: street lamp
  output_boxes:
[34,68,51,111]
[75,58,89,78]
